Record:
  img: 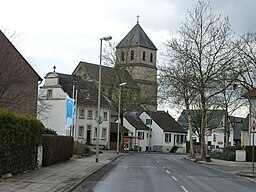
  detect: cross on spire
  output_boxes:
[136,14,140,24]
[53,66,56,72]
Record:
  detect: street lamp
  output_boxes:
[96,35,112,163]
[117,82,127,154]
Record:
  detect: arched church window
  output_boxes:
[143,51,146,61]
[131,50,134,60]
[150,53,153,62]
[121,51,124,61]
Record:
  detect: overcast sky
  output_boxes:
[1,0,254,116]
[1,0,255,79]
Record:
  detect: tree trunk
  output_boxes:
[185,99,195,158]
[200,97,207,160]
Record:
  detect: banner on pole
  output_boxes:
[65,95,75,130]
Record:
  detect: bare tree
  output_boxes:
[159,59,197,158]
[162,1,239,159]
[37,89,52,116]
[236,32,256,90]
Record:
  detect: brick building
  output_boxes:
[0,30,42,117]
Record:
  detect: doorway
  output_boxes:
[86,130,91,144]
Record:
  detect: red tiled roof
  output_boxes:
[242,89,256,98]
[146,111,187,133]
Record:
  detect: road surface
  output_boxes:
[74,153,256,192]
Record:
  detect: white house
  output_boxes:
[38,71,112,149]
[242,89,256,145]
[123,114,150,151]
[177,110,245,149]
[38,72,68,135]
[123,111,187,153]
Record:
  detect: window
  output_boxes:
[142,51,146,61]
[102,128,107,139]
[103,112,108,121]
[121,51,124,61]
[78,126,84,138]
[94,127,97,138]
[150,53,153,62]
[47,89,53,99]
[165,133,171,143]
[138,131,144,140]
[79,109,85,119]
[146,119,152,125]
[177,134,180,143]
[181,135,184,143]
[87,110,92,119]
[131,50,134,60]
[95,111,98,120]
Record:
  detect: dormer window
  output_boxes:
[150,53,153,62]
[131,50,134,60]
[121,51,124,61]
[142,51,146,61]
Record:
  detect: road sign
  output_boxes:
[251,119,256,133]
[96,116,103,124]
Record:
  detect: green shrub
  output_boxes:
[0,109,42,176]
[210,148,236,161]
[73,141,96,157]
[244,146,256,162]
[42,127,57,135]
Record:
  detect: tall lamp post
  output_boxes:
[96,36,112,163]
[117,82,126,154]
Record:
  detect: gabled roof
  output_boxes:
[56,73,80,96]
[110,122,129,133]
[116,23,157,50]
[177,110,226,130]
[56,72,110,107]
[242,89,256,98]
[0,30,42,81]
[73,62,139,89]
[146,111,186,133]
[125,115,149,130]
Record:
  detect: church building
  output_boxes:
[115,19,158,112]
[38,18,186,152]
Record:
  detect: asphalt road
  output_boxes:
[74,153,256,192]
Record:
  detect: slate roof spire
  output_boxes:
[116,19,157,50]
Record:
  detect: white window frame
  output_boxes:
[78,126,84,138]
[102,127,107,139]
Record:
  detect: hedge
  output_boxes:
[0,109,42,176]
[244,146,256,162]
[42,135,74,166]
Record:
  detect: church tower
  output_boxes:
[116,17,157,112]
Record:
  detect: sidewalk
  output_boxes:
[195,158,256,178]
[0,150,123,192]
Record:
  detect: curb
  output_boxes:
[65,154,124,192]
[236,172,256,178]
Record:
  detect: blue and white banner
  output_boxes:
[65,95,75,130]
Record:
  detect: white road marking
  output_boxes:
[172,176,178,181]
[181,185,189,192]
[166,170,170,174]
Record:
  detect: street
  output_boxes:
[74,153,256,192]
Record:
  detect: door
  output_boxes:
[86,130,91,144]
